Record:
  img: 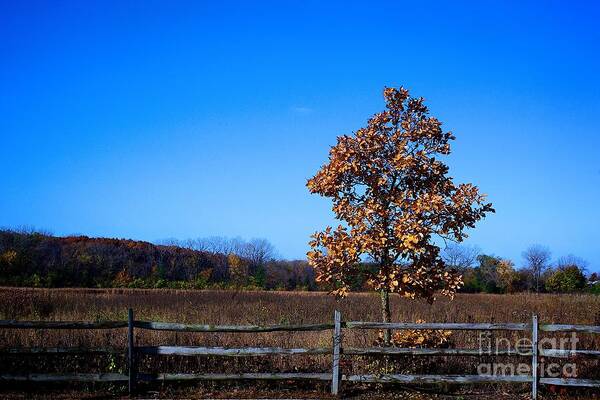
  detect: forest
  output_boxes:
[0,229,597,295]
[0,229,315,291]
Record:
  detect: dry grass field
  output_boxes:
[1,288,599,399]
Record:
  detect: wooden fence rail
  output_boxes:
[1,310,600,399]
[0,320,128,329]
[133,320,334,332]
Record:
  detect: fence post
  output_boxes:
[331,309,341,396]
[128,308,136,395]
[531,314,538,399]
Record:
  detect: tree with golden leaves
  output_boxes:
[307,87,494,344]
[228,253,249,287]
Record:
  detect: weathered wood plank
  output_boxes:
[540,378,600,387]
[139,372,331,381]
[128,308,136,394]
[331,310,341,395]
[342,347,532,356]
[0,373,128,382]
[344,374,532,383]
[532,315,539,400]
[137,346,331,356]
[540,348,600,357]
[0,346,537,357]
[0,347,121,354]
[133,321,334,332]
[0,320,127,329]
[345,321,529,331]
[540,324,600,334]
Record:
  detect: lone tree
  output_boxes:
[307,87,494,344]
[522,244,551,293]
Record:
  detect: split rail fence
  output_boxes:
[1,309,599,398]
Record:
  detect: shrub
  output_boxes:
[545,266,586,293]
[375,320,453,348]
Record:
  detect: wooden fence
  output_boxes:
[1,310,600,398]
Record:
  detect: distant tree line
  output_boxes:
[441,244,599,294]
[0,229,315,291]
[0,229,597,295]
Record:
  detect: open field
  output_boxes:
[1,288,600,398]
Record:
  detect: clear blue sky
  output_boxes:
[1,1,599,271]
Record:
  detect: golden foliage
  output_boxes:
[375,320,453,348]
[307,86,494,302]
[112,269,133,287]
[0,250,17,265]
[497,258,517,292]
[228,253,249,285]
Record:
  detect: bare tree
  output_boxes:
[522,245,551,293]
[193,236,243,255]
[155,238,182,247]
[557,254,588,271]
[156,235,276,274]
[441,244,480,271]
[180,238,198,250]
[242,238,275,267]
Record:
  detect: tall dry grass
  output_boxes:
[1,288,599,393]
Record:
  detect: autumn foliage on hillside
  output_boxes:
[0,230,314,290]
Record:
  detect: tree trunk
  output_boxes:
[380,288,391,346]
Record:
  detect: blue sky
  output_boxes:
[1,1,599,271]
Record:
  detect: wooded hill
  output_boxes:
[0,230,315,290]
